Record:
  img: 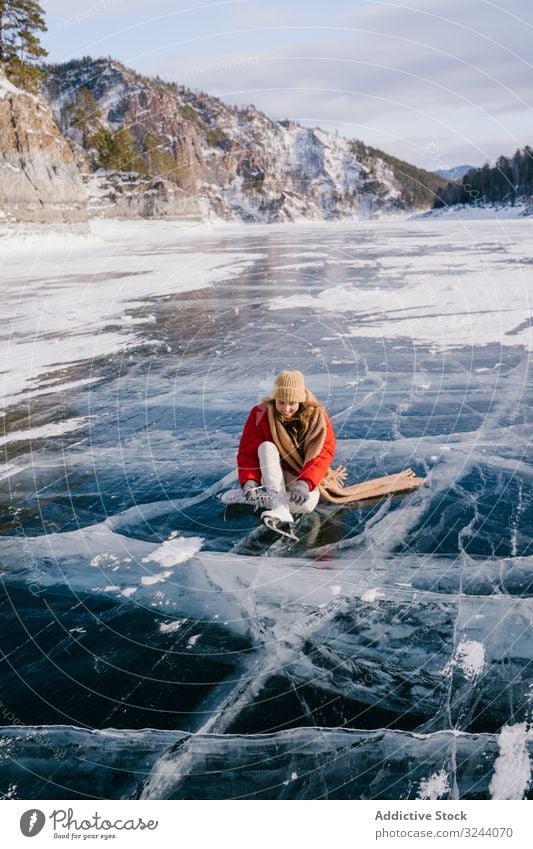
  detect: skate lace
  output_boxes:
[245,485,274,509]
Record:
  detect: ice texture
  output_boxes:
[0,725,532,800]
[0,220,532,799]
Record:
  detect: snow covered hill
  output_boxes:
[43,57,443,223]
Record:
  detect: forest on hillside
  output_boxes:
[434,146,533,208]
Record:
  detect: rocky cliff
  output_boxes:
[44,58,443,222]
[0,68,87,225]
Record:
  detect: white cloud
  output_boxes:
[44,0,533,167]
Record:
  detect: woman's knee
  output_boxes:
[258,441,279,459]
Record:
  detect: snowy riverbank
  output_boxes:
[412,202,531,221]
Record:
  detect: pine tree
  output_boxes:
[92,125,143,173]
[143,131,163,176]
[523,146,533,196]
[0,0,47,91]
[65,87,102,148]
[479,162,491,204]
[142,131,186,183]
[432,146,533,209]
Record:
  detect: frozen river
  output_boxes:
[0,217,532,800]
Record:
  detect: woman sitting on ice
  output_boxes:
[237,370,334,527]
[236,369,426,531]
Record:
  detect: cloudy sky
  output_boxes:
[43,0,532,169]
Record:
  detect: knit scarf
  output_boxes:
[265,392,426,504]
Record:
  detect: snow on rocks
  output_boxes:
[0,74,20,99]
[0,69,87,224]
[44,58,409,224]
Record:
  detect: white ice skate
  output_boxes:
[219,486,272,509]
[260,488,298,539]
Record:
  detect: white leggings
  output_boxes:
[257,441,320,514]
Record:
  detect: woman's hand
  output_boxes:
[243,480,260,504]
[289,480,310,506]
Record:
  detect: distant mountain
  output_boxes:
[42,57,446,223]
[435,165,474,181]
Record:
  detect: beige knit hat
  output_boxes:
[270,370,306,403]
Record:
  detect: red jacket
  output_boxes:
[237,402,336,491]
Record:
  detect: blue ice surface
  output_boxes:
[0,223,532,799]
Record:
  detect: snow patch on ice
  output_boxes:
[418,768,450,800]
[159,619,187,634]
[0,463,30,481]
[282,771,299,785]
[489,723,533,800]
[141,571,172,586]
[0,782,18,799]
[456,640,486,679]
[142,535,203,568]
[0,417,90,446]
[90,553,120,568]
[268,220,533,351]
[361,588,384,603]
[443,640,485,679]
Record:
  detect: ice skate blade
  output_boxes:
[261,515,299,541]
